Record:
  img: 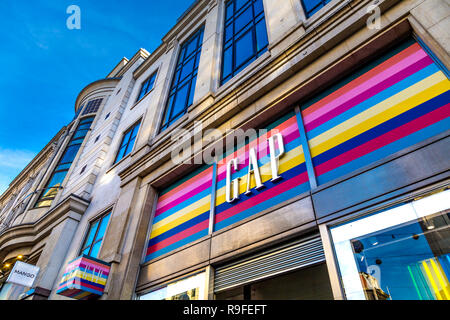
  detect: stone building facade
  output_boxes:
[1,0,449,300]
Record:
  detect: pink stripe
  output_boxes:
[215,172,309,223]
[216,116,298,171]
[216,122,300,181]
[315,103,450,176]
[303,50,430,125]
[304,55,433,132]
[146,220,210,255]
[155,179,212,216]
[157,167,213,208]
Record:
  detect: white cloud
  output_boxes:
[0,149,36,196]
[0,148,36,170]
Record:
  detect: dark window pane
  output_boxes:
[172,83,190,117]
[235,29,254,68]
[85,221,100,247]
[254,0,264,16]
[59,145,80,164]
[256,18,268,52]
[160,27,204,132]
[185,37,198,59]
[226,1,234,20]
[235,0,249,12]
[221,0,267,85]
[90,241,102,259]
[223,47,233,79]
[180,56,196,82]
[235,6,253,33]
[301,0,331,17]
[115,121,141,164]
[225,24,233,42]
[131,123,141,139]
[95,213,111,241]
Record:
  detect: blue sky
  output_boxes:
[0,0,193,194]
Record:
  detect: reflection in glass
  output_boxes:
[331,189,450,300]
[139,272,206,300]
[35,117,94,208]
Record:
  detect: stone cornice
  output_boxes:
[74,78,121,113]
[117,0,407,187]
[0,127,67,205]
[0,194,89,261]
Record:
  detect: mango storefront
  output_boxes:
[135,36,450,300]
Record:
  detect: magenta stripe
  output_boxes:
[155,179,212,216]
[216,122,300,177]
[303,50,430,125]
[157,172,212,210]
[304,55,433,132]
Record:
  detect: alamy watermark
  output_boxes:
[66,5,81,30]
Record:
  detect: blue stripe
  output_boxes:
[215,181,310,231]
[153,186,211,223]
[216,137,303,190]
[312,90,450,167]
[307,64,440,139]
[148,210,210,247]
[318,116,450,185]
[145,229,209,262]
[215,163,308,215]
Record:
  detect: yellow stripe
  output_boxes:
[215,146,305,206]
[74,291,92,299]
[72,270,107,285]
[309,72,450,157]
[430,259,450,300]
[150,195,211,239]
[422,261,443,300]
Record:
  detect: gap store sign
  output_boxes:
[144,38,450,263]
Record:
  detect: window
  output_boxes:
[160,27,204,132]
[331,189,450,300]
[80,212,111,259]
[82,98,103,115]
[137,72,157,102]
[114,121,141,164]
[35,117,94,208]
[301,0,332,18]
[139,272,206,300]
[221,0,268,85]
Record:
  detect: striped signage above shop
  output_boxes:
[301,39,450,185]
[145,166,214,262]
[144,38,450,263]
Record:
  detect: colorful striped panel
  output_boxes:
[145,165,213,262]
[408,254,450,300]
[301,39,450,185]
[214,111,310,231]
[56,255,111,300]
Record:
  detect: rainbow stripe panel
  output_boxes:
[214,112,310,231]
[408,254,450,300]
[145,165,213,262]
[301,39,450,185]
[56,255,111,300]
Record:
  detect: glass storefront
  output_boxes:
[331,189,450,300]
[138,272,206,300]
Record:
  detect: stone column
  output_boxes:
[99,177,157,300]
[410,0,450,68]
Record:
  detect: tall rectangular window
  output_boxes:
[160,27,204,132]
[35,117,94,208]
[221,0,268,85]
[137,71,157,102]
[301,0,332,18]
[80,212,111,259]
[114,121,141,164]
